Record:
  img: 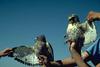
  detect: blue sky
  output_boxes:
[0,0,100,67]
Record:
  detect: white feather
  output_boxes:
[84,21,97,45]
[66,21,97,45]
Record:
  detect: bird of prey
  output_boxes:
[33,35,54,62]
[65,14,97,46]
[8,35,54,66]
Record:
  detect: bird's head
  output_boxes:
[35,35,46,42]
[68,14,80,24]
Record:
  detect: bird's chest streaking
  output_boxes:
[66,21,97,45]
[34,40,54,61]
[67,23,84,42]
[34,41,48,56]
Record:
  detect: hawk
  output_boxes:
[64,14,97,46]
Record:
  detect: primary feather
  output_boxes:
[8,46,40,66]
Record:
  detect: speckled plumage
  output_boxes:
[65,14,97,45]
[8,35,54,66]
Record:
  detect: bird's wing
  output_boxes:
[83,21,97,45]
[46,42,54,61]
[8,46,40,66]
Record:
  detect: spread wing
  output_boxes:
[66,20,97,45]
[8,46,40,66]
[82,21,97,45]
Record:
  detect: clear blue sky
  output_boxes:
[0,0,100,67]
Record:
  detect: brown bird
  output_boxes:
[65,14,97,46]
